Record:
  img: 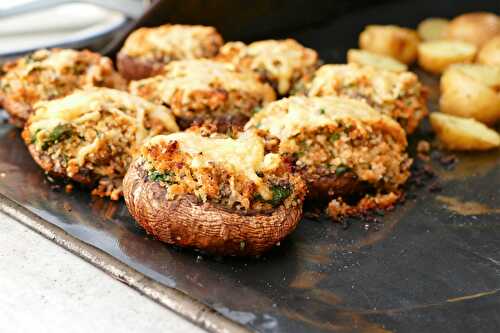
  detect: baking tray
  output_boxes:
[1,1,500,332]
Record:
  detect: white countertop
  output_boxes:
[0,212,205,333]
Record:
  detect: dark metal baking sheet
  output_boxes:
[1,1,500,332]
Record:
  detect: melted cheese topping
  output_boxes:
[121,24,222,59]
[245,96,403,141]
[307,64,418,105]
[146,131,281,199]
[29,88,179,164]
[130,60,276,105]
[29,49,79,73]
[219,39,318,95]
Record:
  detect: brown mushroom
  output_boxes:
[123,158,304,256]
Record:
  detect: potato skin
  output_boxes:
[359,25,419,64]
[123,158,304,256]
[116,52,164,81]
[477,36,500,66]
[440,66,500,125]
[444,12,500,47]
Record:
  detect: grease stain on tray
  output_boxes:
[436,195,500,216]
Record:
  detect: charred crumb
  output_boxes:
[428,181,442,193]
[65,184,74,193]
[417,140,431,161]
[431,150,457,170]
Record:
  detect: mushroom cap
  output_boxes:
[123,158,304,256]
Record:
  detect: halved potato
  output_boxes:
[417,18,449,41]
[477,36,500,66]
[430,112,500,151]
[444,12,500,47]
[418,40,477,74]
[440,64,500,125]
[358,25,420,64]
[347,49,408,72]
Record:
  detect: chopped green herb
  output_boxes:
[31,128,41,144]
[329,133,341,143]
[335,164,352,176]
[269,185,291,206]
[251,106,262,115]
[148,169,175,184]
[319,108,325,114]
[41,124,73,150]
[292,151,304,159]
[254,184,292,206]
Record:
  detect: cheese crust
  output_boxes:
[130,60,276,129]
[0,49,126,126]
[306,63,427,133]
[22,88,179,199]
[141,130,306,212]
[120,24,223,62]
[245,96,411,209]
[217,39,319,96]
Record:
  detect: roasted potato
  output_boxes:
[123,130,306,256]
[117,24,223,80]
[418,40,477,74]
[417,18,449,41]
[0,49,126,127]
[440,64,500,125]
[358,25,420,64]
[444,12,500,47]
[216,39,320,96]
[430,112,500,151]
[129,59,276,130]
[477,36,500,66]
[22,88,179,200]
[306,64,428,133]
[347,49,408,72]
[245,96,410,218]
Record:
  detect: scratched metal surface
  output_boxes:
[1,1,500,332]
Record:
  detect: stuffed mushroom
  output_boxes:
[217,39,320,96]
[123,129,307,256]
[306,63,428,133]
[0,49,126,127]
[129,59,276,130]
[245,96,411,219]
[117,24,224,80]
[21,88,179,200]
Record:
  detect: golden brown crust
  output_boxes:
[25,141,95,186]
[130,60,276,130]
[118,24,223,80]
[0,49,126,127]
[306,64,427,133]
[123,158,303,256]
[21,88,179,200]
[216,39,320,96]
